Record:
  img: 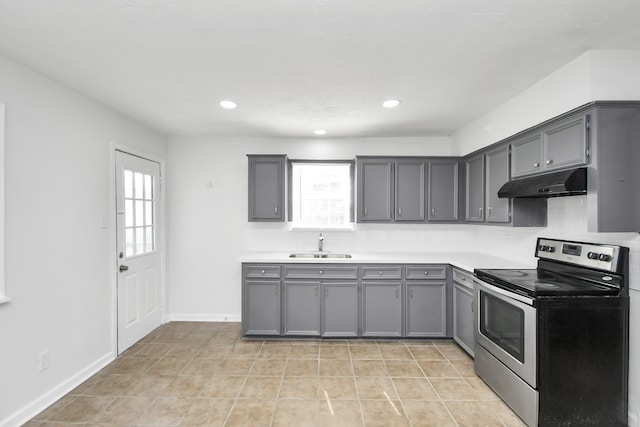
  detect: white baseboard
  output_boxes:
[0,352,113,427]
[167,313,241,322]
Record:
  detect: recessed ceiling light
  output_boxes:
[382,99,401,108]
[314,129,327,135]
[219,100,237,109]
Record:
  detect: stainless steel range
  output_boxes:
[474,238,629,427]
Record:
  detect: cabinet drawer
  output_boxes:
[244,265,281,279]
[405,265,447,280]
[453,268,474,290]
[361,266,402,280]
[284,265,358,280]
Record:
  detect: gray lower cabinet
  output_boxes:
[452,268,475,357]
[322,282,358,337]
[405,281,446,337]
[284,281,321,336]
[361,281,403,337]
[243,279,281,335]
[242,262,452,339]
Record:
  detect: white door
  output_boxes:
[115,150,162,354]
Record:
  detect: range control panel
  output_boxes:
[536,238,621,272]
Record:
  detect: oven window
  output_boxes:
[480,290,525,363]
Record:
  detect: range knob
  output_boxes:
[546,246,555,253]
[587,252,599,260]
[598,254,612,262]
[539,245,550,252]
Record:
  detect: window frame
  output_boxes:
[287,159,355,230]
[0,103,7,305]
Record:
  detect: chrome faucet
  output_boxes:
[318,233,324,252]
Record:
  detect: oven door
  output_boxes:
[475,278,537,388]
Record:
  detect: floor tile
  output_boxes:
[272,399,319,427]
[319,376,359,400]
[392,377,439,400]
[418,360,461,377]
[349,344,382,360]
[92,396,153,424]
[408,346,446,360]
[445,400,505,426]
[279,376,318,399]
[317,399,363,427]
[402,400,458,427]
[288,343,320,358]
[320,345,351,359]
[200,376,246,399]
[224,399,277,427]
[378,345,413,360]
[355,377,398,400]
[250,358,287,376]
[160,374,209,397]
[48,395,115,423]
[360,399,410,427]
[385,360,424,377]
[239,376,282,399]
[135,397,192,426]
[320,359,354,377]
[430,377,480,400]
[352,359,388,377]
[285,358,319,376]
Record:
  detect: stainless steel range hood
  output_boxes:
[498,167,587,198]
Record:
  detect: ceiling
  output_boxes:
[1,1,640,138]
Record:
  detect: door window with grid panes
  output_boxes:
[123,170,155,257]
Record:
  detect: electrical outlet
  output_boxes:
[38,351,50,372]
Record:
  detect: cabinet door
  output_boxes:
[284,281,321,336]
[485,146,511,223]
[361,281,402,337]
[465,155,485,222]
[453,282,475,357]
[511,134,542,178]
[243,280,281,335]
[406,281,446,337]
[394,160,425,221]
[428,161,459,221]
[357,159,393,222]
[248,156,285,221]
[543,114,588,172]
[322,282,358,337]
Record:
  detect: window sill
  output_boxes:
[288,224,355,232]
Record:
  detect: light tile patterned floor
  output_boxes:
[24,322,526,426]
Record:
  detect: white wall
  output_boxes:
[166,136,454,320]
[0,55,167,427]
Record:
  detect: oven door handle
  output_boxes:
[473,278,535,306]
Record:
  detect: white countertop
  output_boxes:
[239,251,535,273]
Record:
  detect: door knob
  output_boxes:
[119,265,129,272]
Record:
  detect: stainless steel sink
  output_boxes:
[289,253,352,259]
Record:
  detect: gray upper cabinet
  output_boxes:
[485,146,510,223]
[465,155,485,222]
[511,134,543,178]
[511,113,589,178]
[543,114,588,172]
[284,281,321,336]
[357,158,394,222]
[395,160,425,221]
[322,282,359,337]
[428,160,459,221]
[247,155,286,221]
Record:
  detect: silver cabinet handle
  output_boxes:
[364,207,368,216]
[398,208,402,217]
[533,162,540,168]
[471,300,475,313]
[479,207,483,217]
[314,286,318,296]
[410,289,414,299]
[487,206,492,218]
[274,206,278,214]
[324,288,328,297]
[431,208,435,217]
[546,159,553,165]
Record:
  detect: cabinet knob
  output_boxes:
[319,270,323,275]
[261,270,265,274]
[379,270,383,275]
[424,271,429,275]
[533,162,540,168]
[546,159,553,165]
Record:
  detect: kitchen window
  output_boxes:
[289,160,354,229]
